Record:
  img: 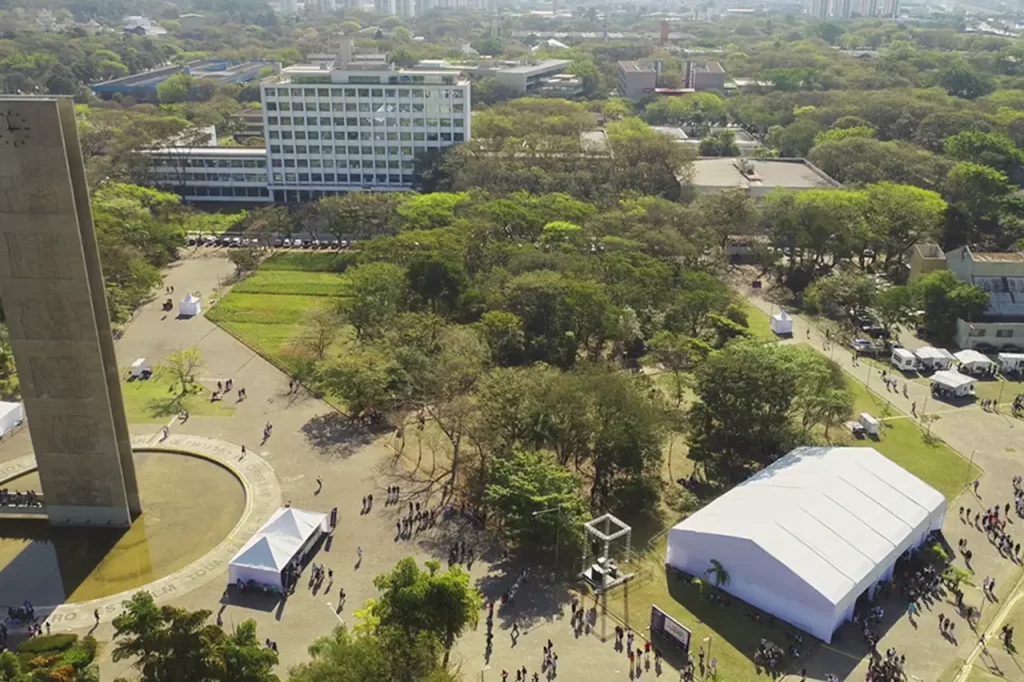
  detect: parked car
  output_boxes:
[975,343,997,353]
[1001,344,1024,353]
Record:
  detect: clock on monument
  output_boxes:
[0,109,32,147]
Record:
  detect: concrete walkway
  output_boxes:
[742,289,1024,682]
[0,255,652,682]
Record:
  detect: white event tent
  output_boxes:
[228,507,329,591]
[931,370,977,397]
[179,293,202,317]
[666,446,946,643]
[770,311,793,336]
[914,347,955,371]
[0,401,24,437]
[954,349,995,374]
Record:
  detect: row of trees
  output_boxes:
[804,268,991,344]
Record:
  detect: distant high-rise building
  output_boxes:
[373,0,395,14]
[859,0,878,15]
[882,0,899,16]
[397,0,415,16]
[835,0,852,18]
[810,0,829,19]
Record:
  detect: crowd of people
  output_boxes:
[753,638,785,673]
[865,647,906,682]
[0,488,41,508]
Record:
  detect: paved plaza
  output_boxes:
[0,254,648,682]
[743,291,1024,682]
[2,254,1024,682]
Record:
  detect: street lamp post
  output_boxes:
[533,506,566,575]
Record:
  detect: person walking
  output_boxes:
[94,609,100,625]
[315,476,323,495]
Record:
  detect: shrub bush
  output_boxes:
[16,634,77,655]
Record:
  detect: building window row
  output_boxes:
[265,131,467,143]
[187,186,270,198]
[153,172,267,183]
[272,172,414,185]
[155,158,264,169]
[271,157,416,168]
[265,87,464,99]
[268,118,463,131]
[266,103,464,115]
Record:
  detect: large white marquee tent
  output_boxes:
[666,446,946,643]
[228,507,329,591]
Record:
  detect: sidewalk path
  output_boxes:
[741,289,1024,682]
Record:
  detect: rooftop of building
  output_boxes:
[973,251,1024,263]
[495,59,572,74]
[141,147,267,157]
[619,60,658,72]
[692,61,725,73]
[693,157,840,190]
[268,63,468,85]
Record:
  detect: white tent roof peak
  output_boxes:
[182,292,200,303]
[932,370,976,389]
[231,535,293,571]
[774,311,791,321]
[954,349,993,365]
[915,347,954,361]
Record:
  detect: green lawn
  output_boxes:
[232,270,349,297]
[738,300,776,341]
[261,251,354,272]
[835,377,979,501]
[120,372,236,423]
[605,541,805,682]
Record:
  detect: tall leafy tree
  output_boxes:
[373,559,483,665]
[111,592,277,682]
[485,450,587,556]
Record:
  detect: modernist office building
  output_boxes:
[143,57,471,204]
[261,60,470,203]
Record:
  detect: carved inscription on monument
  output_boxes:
[26,356,104,401]
[3,233,79,280]
[9,291,96,341]
[0,175,67,215]
[31,414,104,456]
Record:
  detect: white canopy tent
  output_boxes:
[931,370,977,397]
[666,446,946,643]
[179,293,202,317]
[228,507,329,591]
[0,402,24,437]
[770,311,793,336]
[914,347,955,371]
[954,349,995,373]
[998,352,1024,372]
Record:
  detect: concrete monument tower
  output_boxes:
[0,97,140,527]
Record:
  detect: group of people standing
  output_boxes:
[0,488,41,508]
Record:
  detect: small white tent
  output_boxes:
[228,507,328,591]
[771,311,794,336]
[931,370,976,397]
[954,349,995,374]
[0,402,24,437]
[998,352,1024,372]
[179,293,201,317]
[914,347,955,371]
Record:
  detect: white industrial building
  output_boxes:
[666,446,946,643]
